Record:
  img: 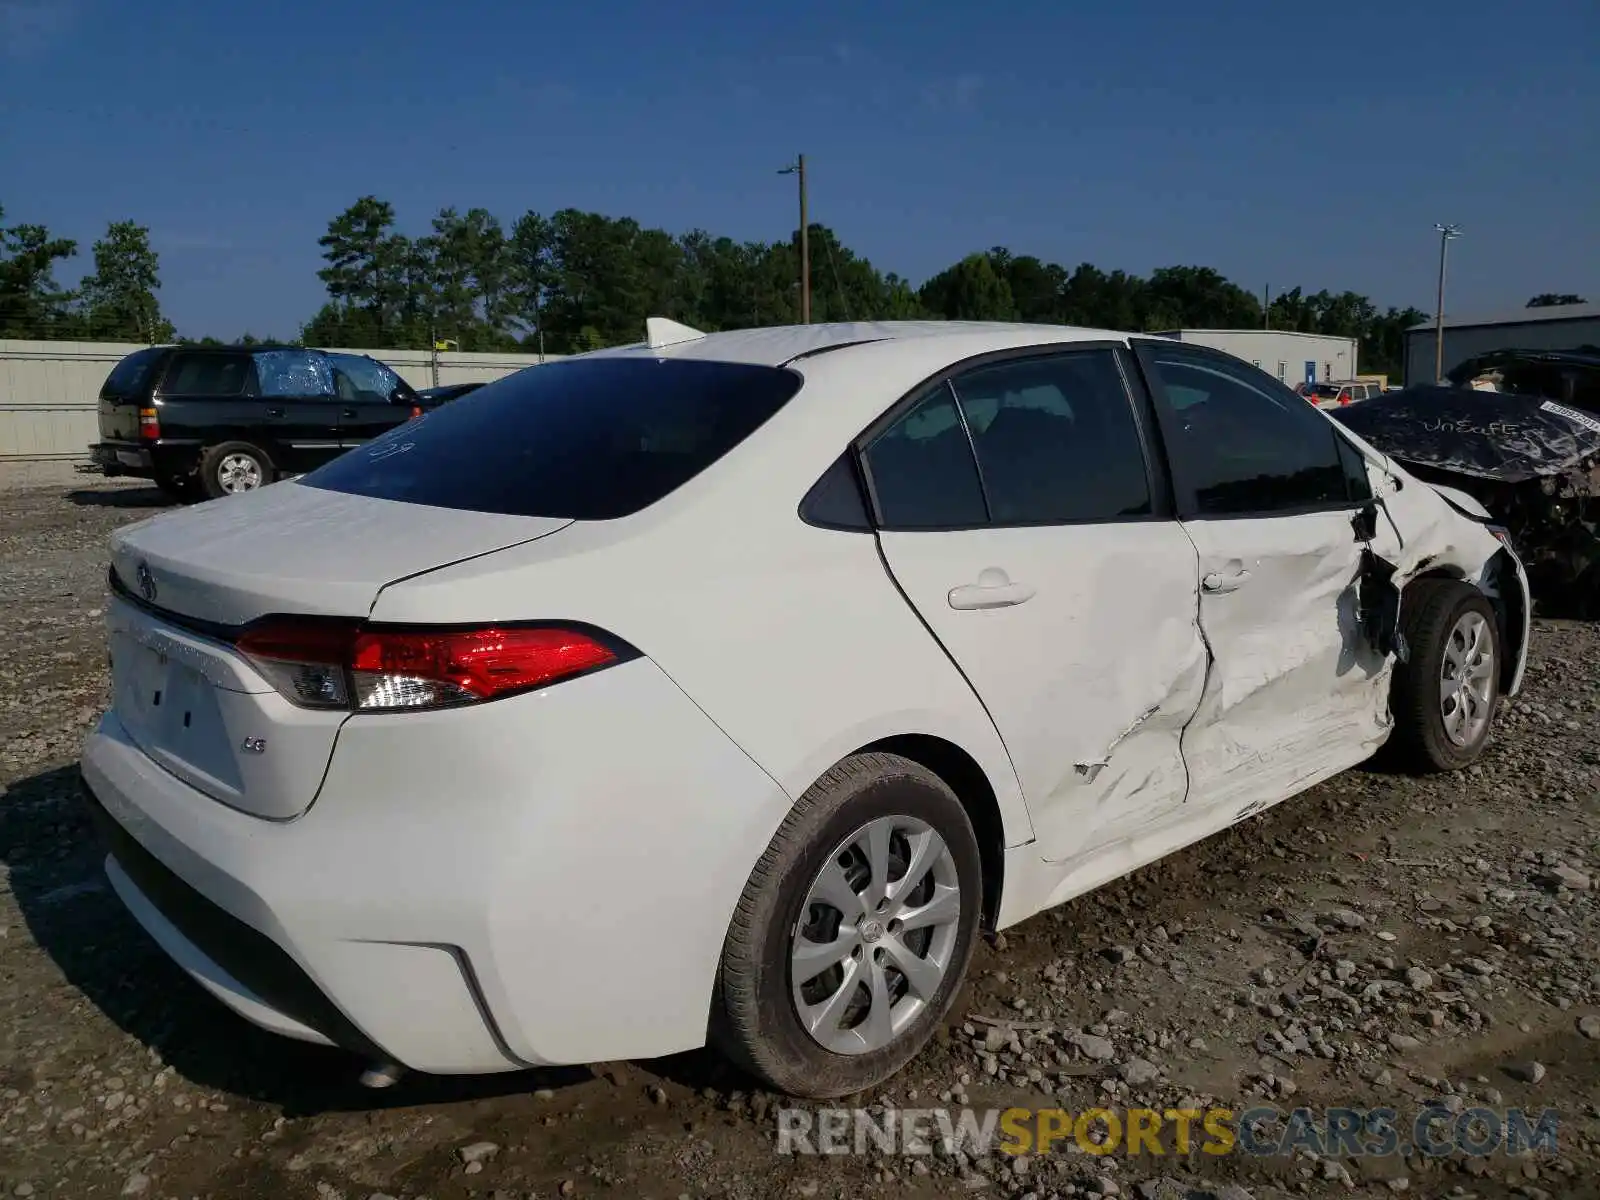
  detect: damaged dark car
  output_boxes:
[1332,350,1600,616]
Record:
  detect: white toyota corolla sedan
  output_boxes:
[80,319,1530,1098]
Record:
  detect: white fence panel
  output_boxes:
[0,340,563,461]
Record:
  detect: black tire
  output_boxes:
[1385,578,1500,772]
[711,752,983,1099]
[198,441,274,500]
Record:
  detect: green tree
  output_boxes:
[77,220,174,341]
[1528,293,1587,307]
[506,211,554,349]
[311,197,415,346]
[0,205,78,337]
[918,253,1016,320]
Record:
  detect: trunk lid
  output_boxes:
[109,480,570,626]
[104,480,572,818]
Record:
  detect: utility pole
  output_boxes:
[1433,223,1462,382]
[779,155,811,323]
[1263,284,1270,330]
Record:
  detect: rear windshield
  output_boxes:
[300,356,804,520]
[1304,383,1340,398]
[100,347,167,399]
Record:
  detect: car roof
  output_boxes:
[144,344,373,357]
[582,320,1132,368]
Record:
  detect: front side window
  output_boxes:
[253,350,334,398]
[327,353,405,404]
[952,352,1151,523]
[159,352,252,397]
[862,382,987,529]
[1145,347,1349,516]
[302,357,803,520]
[1335,431,1375,503]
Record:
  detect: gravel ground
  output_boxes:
[1,476,1597,1200]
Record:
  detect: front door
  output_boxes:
[250,349,343,472]
[1135,340,1389,821]
[862,347,1206,862]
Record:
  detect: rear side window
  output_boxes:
[101,347,166,398]
[862,382,988,529]
[160,352,252,397]
[301,357,803,520]
[953,351,1151,523]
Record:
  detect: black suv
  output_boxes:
[89,345,424,500]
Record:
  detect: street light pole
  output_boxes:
[1433,223,1462,381]
[779,155,810,323]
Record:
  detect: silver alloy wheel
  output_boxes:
[217,452,264,493]
[789,815,962,1055]
[1440,610,1494,746]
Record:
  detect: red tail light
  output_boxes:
[409,404,422,419]
[234,619,624,711]
[138,406,161,439]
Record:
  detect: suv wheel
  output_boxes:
[200,442,274,499]
[712,753,982,1098]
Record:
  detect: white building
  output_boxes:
[1403,303,1600,385]
[1150,329,1359,388]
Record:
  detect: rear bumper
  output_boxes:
[79,657,793,1073]
[89,441,201,479]
[90,442,153,476]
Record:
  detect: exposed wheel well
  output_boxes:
[858,734,1005,931]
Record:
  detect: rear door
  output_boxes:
[1133,340,1388,823]
[863,346,1206,861]
[327,353,414,447]
[153,350,263,446]
[250,349,343,471]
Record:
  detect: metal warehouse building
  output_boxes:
[1404,302,1600,385]
[1151,329,1359,388]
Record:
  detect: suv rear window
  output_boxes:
[100,347,167,399]
[160,352,252,396]
[300,356,804,520]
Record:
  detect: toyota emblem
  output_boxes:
[135,561,157,603]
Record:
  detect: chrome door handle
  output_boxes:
[1202,569,1251,594]
[948,569,1036,610]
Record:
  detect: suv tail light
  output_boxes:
[233,619,628,711]
[139,407,161,439]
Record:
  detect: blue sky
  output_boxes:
[2,0,1596,338]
